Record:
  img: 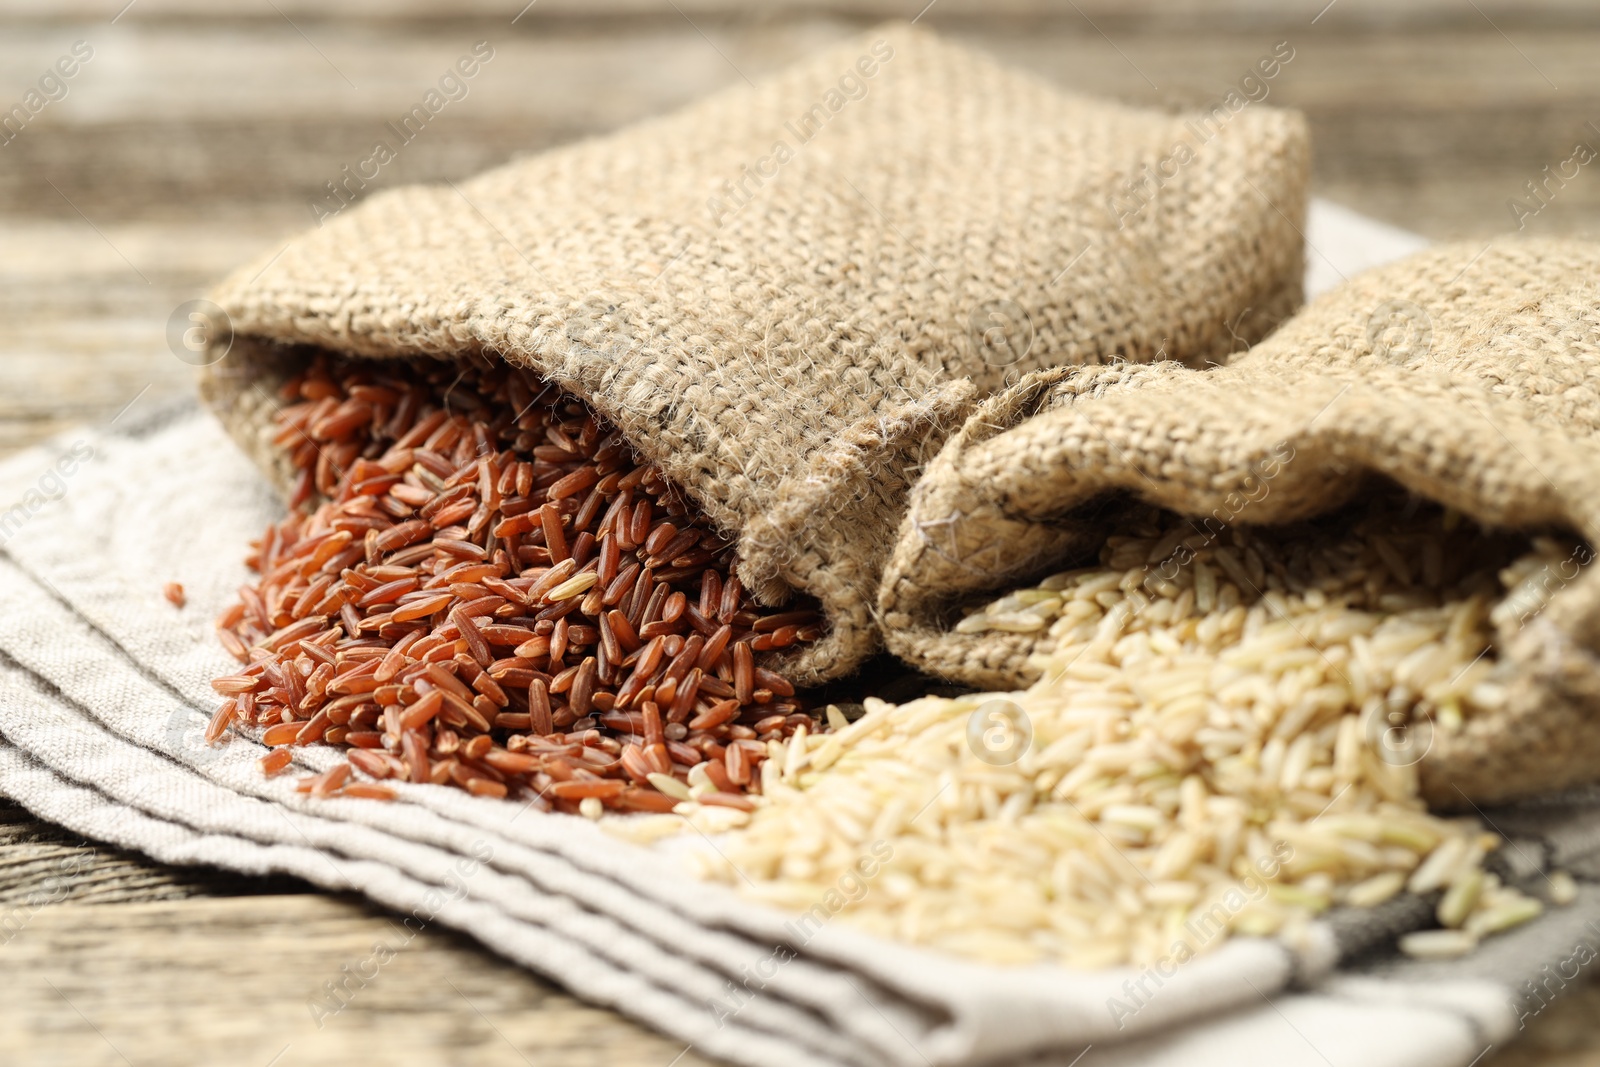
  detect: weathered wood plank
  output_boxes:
[5,0,1600,27]
[0,893,721,1067]
[0,799,306,910]
[2,20,1597,237]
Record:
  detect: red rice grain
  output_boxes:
[259,748,293,776]
[211,355,821,814]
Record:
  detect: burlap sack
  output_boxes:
[199,23,1308,684]
[879,238,1600,804]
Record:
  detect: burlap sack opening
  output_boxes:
[880,239,1600,804]
[200,24,1308,685]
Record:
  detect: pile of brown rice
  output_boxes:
[683,494,1578,966]
[208,355,820,814]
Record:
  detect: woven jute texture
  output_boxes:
[879,238,1600,804]
[199,23,1308,684]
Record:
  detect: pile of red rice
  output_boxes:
[209,355,820,814]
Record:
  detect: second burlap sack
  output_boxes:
[879,239,1600,804]
[198,24,1307,685]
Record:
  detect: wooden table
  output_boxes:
[4,2,1600,1062]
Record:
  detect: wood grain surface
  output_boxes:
[3,1,1600,1063]
[0,886,717,1067]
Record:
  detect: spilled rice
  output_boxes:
[209,355,820,811]
[673,496,1581,967]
